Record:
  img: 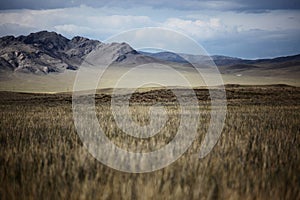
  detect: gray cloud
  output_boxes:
[0,0,299,11]
[202,29,300,58]
[0,23,38,36]
[0,3,299,58]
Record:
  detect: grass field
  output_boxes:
[0,85,299,199]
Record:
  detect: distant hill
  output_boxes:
[139,51,300,77]
[139,51,300,67]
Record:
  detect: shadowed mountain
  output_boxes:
[139,51,300,67]
[138,51,244,66]
[0,31,100,74]
[0,31,158,74]
[139,51,189,63]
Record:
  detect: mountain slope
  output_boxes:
[0,31,100,74]
[0,31,158,74]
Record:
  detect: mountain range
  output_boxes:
[139,51,300,74]
[0,30,299,76]
[0,31,159,75]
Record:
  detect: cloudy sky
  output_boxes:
[0,0,299,58]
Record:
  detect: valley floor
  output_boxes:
[0,69,299,93]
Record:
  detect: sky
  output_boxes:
[0,0,299,58]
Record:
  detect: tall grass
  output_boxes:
[0,86,299,199]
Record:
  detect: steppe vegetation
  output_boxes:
[0,85,299,199]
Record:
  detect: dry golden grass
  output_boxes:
[0,85,299,199]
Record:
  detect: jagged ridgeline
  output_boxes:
[0,31,159,74]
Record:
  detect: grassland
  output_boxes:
[0,85,299,199]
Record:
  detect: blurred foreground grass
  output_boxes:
[0,85,299,199]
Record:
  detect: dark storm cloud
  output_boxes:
[0,0,299,11]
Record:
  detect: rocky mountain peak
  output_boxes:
[0,31,147,74]
[71,36,90,43]
[17,30,70,51]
